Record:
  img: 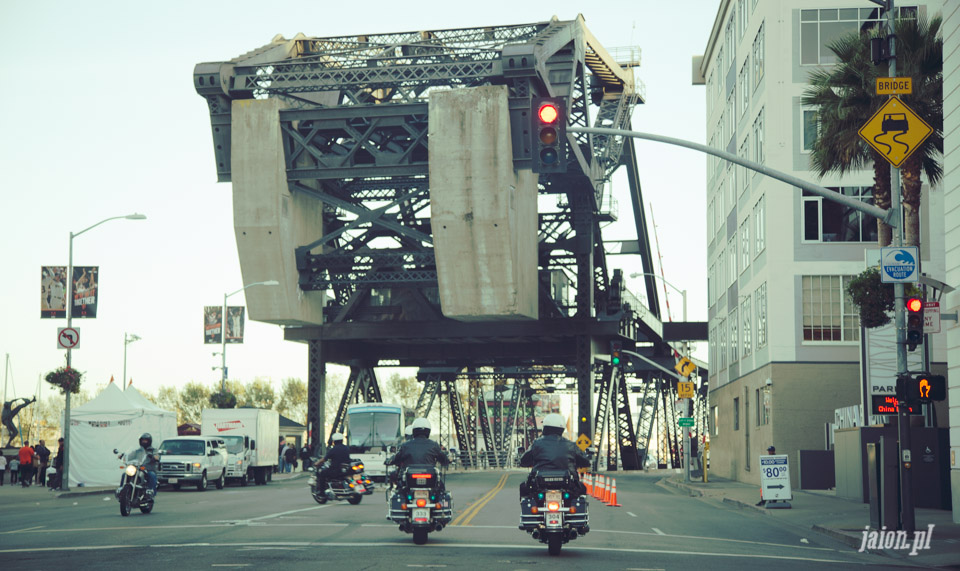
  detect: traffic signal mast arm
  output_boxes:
[568,126,896,227]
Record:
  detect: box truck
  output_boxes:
[201,408,279,486]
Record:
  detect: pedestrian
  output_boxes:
[283,443,296,473]
[0,453,6,485]
[299,443,311,472]
[53,438,64,490]
[35,439,50,486]
[277,437,286,473]
[9,456,18,485]
[18,441,35,487]
[756,446,776,506]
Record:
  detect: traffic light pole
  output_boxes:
[884,0,915,534]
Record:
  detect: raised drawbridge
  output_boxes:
[194,16,708,470]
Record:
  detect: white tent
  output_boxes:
[66,383,177,487]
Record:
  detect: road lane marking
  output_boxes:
[626,512,637,517]
[652,527,665,535]
[0,526,45,534]
[0,541,854,563]
[450,473,509,527]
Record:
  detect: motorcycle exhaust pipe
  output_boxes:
[531,530,541,540]
[434,522,443,532]
[567,528,578,540]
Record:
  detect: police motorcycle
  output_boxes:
[519,469,589,555]
[308,458,374,505]
[386,465,453,545]
[113,448,156,516]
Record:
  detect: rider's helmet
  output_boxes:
[331,433,344,443]
[404,424,414,440]
[139,433,153,449]
[411,417,431,438]
[542,413,566,436]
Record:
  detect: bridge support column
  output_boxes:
[307,339,326,454]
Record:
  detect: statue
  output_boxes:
[2,397,36,447]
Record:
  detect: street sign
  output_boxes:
[858,96,933,168]
[876,77,912,95]
[576,434,592,451]
[677,382,695,399]
[57,327,80,349]
[674,357,696,377]
[924,301,941,333]
[678,417,694,427]
[759,455,792,502]
[879,246,919,283]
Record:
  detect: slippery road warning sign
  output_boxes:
[858,97,932,168]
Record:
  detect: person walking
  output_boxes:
[283,443,296,473]
[0,454,6,485]
[9,456,18,485]
[299,443,311,472]
[18,441,35,487]
[35,440,50,486]
[277,437,286,473]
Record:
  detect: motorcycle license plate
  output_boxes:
[412,508,431,522]
[413,489,430,499]
[546,491,562,503]
[546,512,562,528]
[168,478,178,484]
[354,483,366,493]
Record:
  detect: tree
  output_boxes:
[801,14,942,247]
[384,372,420,411]
[155,385,182,424]
[277,378,307,425]
[243,378,277,409]
[179,382,211,424]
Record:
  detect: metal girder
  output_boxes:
[591,365,614,472]
[307,340,326,452]
[329,366,383,438]
[476,387,495,468]
[614,369,640,470]
[444,381,475,469]
[634,378,659,468]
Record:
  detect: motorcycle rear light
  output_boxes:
[435,503,442,509]
[401,503,408,510]
[407,495,414,501]
[349,483,355,488]
[416,498,427,508]
[414,517,428,522]
[531,506,539,514]
[569,506,576,514]
[547,501,560,512]
[563,492,570,499]
[537,493,544,499]
[430,495,436,501]
[411,473,432,479]
[356,464,364,470]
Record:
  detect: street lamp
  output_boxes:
[63,212,146,491]
[628,272,687,322]
[123,333,141,391]
[219,280,279,392]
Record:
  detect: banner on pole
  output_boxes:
[204,306,222,344]
[41,266,68,318]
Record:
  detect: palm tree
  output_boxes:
[801,14,942,247]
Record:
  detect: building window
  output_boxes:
[726,93,736,147]
[728,237,737,286]
[754,195,765,255]
[752,108,764,165]
[717,248,725,299]
[711,405,719,436]
[756,282,767,348]
[739,58,750,119]
[802,187,879,243]
[716,48,724,98]
[729,307,739,363]
[733,397,740,431]
[740,217,750,273]
[802,275,860,342]
[800,7,916,66]
[741,296,752,357]
[802,107,819,153]
[752,22,764,89]
[709,326,717,372]
[718,318,727,371]
[756,388,770,426]
[739,137,749,195]
[738,0,748,40]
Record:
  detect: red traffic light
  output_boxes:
[538,103,559,124]
[906,298,923,312]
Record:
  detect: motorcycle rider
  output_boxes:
[314,433,351,497]
[119,433,159,497]
[519,413,589,496]
[387,418,449,492]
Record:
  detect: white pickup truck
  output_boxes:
[156,435,228,491]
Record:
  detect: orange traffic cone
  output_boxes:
[606,478,621,507]
[585,473,593,496]
[601,476,609,503]
[597,475,605,500]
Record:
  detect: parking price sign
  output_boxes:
[759,455,792,502]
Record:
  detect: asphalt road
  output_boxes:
[0,471,909,570]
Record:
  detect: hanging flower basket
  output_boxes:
[44,366,84,395]
[209,390,237,409]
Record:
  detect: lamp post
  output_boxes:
[123,333,141,391]
[628,272,687,323]
[63,213,146,491]
[219,280,279,392]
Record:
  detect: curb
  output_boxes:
[658,477,703,497]
[810,524,864,550]
[56,488,114,499]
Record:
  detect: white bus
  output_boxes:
[345,402,404,480]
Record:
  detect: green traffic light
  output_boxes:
[612,356,620,365]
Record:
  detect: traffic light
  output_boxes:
[610,341,622,367]
[906,297,924,351]
[897,372,946,405]
[531,97,566,173]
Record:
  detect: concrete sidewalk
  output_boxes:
[662,473,960,568]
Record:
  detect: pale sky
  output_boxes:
[0,1,718,404]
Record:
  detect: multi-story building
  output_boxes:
[697,0,947,488]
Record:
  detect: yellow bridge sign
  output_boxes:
[858,96,932,168]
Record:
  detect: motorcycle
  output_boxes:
[519,470,589,555]
[113,448,156,517]
[308,459,374,505]
[386,465,453,545]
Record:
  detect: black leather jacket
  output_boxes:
[387,436,449,468]
[322,443,351,466]
[519,434,589,474]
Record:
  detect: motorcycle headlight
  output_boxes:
[125,465,137,477]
